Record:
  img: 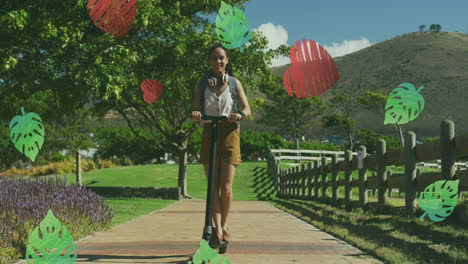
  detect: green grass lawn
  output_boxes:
[54,161,266,201]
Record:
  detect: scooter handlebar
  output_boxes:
[201,115,228,121]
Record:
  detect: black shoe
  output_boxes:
[218,240,228,254]
[209,227,221,249]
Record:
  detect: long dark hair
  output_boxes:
[208,44,234,77]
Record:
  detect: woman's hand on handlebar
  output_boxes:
[191,111,202,121]
[227,113,242,123]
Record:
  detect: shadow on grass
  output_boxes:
[269,198,467,264]
[252,167,276,201]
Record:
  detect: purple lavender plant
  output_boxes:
[0,176,114,260]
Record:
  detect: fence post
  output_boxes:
[405,131,417,214]
[296,165,301,199]
[290,166,294,199]
[387,171,393,197]
[321,157,328,200]
[302,163,307,199]
[331,154,338,204]
[344,150,352,211]
[284,169,288,198]
[290,167,294,199]
[281,169,288,199]
[278,169,282,198]
[307,162,313,199]
[441,120,455,180]
[314,160,320,200]
[292,166,297,199]
[297,165,301,199]
[358,146,368,208]
[295,166,300,199]
[377,139,387,205]
[275,159,280,192]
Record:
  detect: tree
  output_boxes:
[323,92,356,149]
[429,24,436,31]
[419,25,426,32]
[259,83,327,151]
[322,113,355,149]
[48,108,95,186]
[357,90,387,119]
[436,24,442,31]
[1,0,99,170]
[357,90,406,147]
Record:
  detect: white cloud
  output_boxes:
[254,22,373,66]
[254,22,290,67]
[322,38,372,58]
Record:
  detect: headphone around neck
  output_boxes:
[208,72,229,87]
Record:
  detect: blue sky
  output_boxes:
[223,0,468,65]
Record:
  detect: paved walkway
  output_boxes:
[72,199,381,264]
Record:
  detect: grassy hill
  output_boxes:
[271,31,468,138]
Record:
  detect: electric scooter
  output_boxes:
[190,115,236,263]
[201,115,228,254]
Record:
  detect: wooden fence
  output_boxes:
[266,120,468,213]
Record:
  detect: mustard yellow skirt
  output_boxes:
[199,121,241,166]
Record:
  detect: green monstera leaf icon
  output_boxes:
[9,106,45,161]
[384,83,425,125]
[189,239,230,264]
[26,210,77,263]
[215,1,252,51]
[419,180,459,222]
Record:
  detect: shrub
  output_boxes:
[93,127,166,164]
[421,136,439,143]
[240,130,285,161]
[353,129,401,154]
[0,177,114,262]
[0,158,115,178]
[285,141,342,151]
[50,152,68,162]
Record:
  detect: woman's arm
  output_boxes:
[236,79,251,119]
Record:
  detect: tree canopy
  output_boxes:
[259,81,326,149]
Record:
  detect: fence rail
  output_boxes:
[270,149,358,164]
[266,120,468,213]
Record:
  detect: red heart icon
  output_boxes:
[141,79,164,104]
[283,39,339,98]
[87,0,137,38]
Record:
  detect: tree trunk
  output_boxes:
[294,130,300,164]
[76,149,82,186]
[398,124,405,147]
[178,147,192,199]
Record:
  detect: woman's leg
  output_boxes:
[219,156,236,236]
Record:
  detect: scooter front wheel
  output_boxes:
[218,241,228,254]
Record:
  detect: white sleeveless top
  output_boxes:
[204,85,233,117]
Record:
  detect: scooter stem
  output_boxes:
[202,116,226,242]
